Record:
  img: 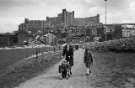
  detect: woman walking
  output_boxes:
[62,41,74,75]
[84,48,93,75]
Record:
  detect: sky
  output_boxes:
[0,0,135,33]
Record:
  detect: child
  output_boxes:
[59,60,70,79]
[84,48,93,75]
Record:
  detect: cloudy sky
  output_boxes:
[0,0,135,33]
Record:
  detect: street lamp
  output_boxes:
[104,0,108,41]
[50,30,53,45]
[104,0,107,24]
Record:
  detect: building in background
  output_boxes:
[17,30,33,45]
[122,24,135,38]
[104,23,135,40]
[0,33,18,47]
[72,14,100,26]
[46,9,74,26]
[104,24,122,40]
[40,33,57,45]
[1,9,135,47]
[19,19,49,35]
[18,9,100,34]
[18,9,102,44]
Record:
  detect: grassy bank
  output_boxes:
[0,46,61,72]
[83,37,135,52]
[82,37,135,87]
[0,51,62,88]
[90,52,135,88]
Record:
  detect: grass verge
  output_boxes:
[0,52,62,88]
[90,52,135,88]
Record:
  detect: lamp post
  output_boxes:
[104,0,108,41]
[50,30,53,45]
[104,0,107,24]
[43,21,44,35]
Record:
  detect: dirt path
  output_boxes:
[14,48,135,88]
[15,48,94,88]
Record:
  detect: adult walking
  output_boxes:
[84,48,93,75]
[62,41,74,75]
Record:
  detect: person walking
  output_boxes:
[84,48,93,75]
[62,41,74,75]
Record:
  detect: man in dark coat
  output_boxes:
[62,42,74,75]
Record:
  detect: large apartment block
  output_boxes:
[46,9,74,26]
[18,9,100,34]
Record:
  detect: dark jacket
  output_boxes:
[84,48,93,68]
[62,44,74,66]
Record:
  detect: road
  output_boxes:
[15,48,94,88]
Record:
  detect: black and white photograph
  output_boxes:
[0,0,135,88]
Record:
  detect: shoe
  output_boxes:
[85,73,89,75]
[86,71,90,75]
[66,75,69,80]
[89,70,91,73]
[70,72,72,75]
[68,72,70,77]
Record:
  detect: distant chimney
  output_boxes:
[46,16,49,21]
[97,14,100,23]
[25,18,29,23]
[72,11,74,16]
[62,8,66,12]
